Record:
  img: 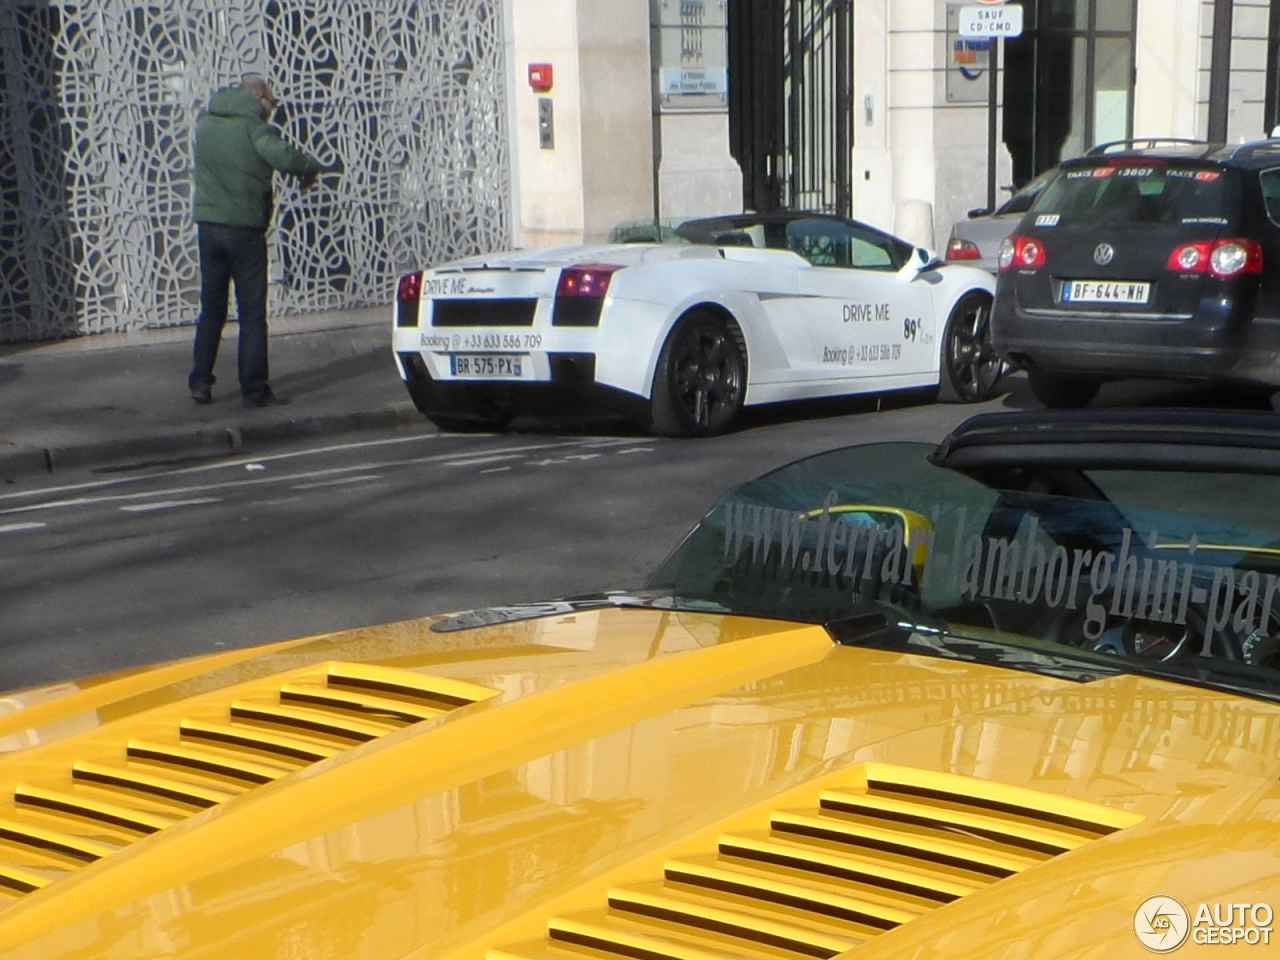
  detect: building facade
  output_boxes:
[515,0,1280,254]
[0,0,1275,343]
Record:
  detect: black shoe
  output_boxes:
[190,384,213,405]
[243,389,290,408]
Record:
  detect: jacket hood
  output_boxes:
[206,85,265,121]
[0,607,1277,959]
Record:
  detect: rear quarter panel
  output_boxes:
[597,248,809,402]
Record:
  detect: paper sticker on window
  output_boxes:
[1035,213,1060,227]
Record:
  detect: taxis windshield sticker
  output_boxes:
[1035,214,1060,227]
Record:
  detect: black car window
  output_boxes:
[1034,164,1232,228]
[1260,168,1280,225]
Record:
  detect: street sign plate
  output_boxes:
[958,3,1024,38]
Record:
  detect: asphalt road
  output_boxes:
[0,372,1253,692]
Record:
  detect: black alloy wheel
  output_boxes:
[649,312,746,437]
[939,291,1004,403]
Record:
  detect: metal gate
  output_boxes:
[728,0,853,215]
[0,1,512,344]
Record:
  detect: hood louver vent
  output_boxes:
[0,662,496,904]
[492,762,1143,960]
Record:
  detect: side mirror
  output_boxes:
[916,248,944,273]
[967,207,992,219]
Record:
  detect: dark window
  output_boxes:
[1003,0,1137,188]
[1035,166,1232,228]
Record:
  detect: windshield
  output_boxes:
[1032,163,1236,227]
[646,441,1280,701]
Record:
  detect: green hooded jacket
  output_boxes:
[192,85,324,229]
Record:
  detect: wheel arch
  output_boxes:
[647,301,751,398]
[938,287,1004,403]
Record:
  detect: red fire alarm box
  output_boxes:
[528,63,553,92]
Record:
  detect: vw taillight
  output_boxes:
[1167,239,1262,279]
[998,235,1046,272]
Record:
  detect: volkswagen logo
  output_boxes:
[1094,243,1116,266]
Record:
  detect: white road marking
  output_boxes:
[0,435,643,526]
[0,522,47,533]
[0,437,604,510]
[615,447,654,455]
[444,454,525,468]
[292,475,381,490]
[120,498,223,513]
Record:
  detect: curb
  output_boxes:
[0,405,425,480]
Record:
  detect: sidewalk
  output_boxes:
[0,307,425,480]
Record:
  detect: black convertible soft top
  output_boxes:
[932,408,1280,479]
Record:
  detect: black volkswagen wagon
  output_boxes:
[990,138,1280,408]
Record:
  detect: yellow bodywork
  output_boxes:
[0,607,1276,959]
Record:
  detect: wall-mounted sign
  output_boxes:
[660,67,728,99]
[655,0,727,112]
[958,3,1024,38]
[946,5,991,102]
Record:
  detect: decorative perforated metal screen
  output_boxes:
[0,1,512,343]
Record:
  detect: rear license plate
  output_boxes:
[1063,280,1151,304]
[449,353,526,378]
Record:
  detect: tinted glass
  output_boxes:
[647,441,1280,701]
[1032,164,1233,227]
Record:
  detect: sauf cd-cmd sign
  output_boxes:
[958,3,1024,38]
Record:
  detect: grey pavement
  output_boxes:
[0,306,426,480]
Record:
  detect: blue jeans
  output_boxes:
[189,223,271,399]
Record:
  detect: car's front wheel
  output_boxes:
[1027,370,1101,408]
[649,311,746,437]
[939,291,1004,402]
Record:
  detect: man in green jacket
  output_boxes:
[189,74,324,407]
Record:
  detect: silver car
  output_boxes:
[945,170,1052,272]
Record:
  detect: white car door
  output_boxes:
[786,218,938,387]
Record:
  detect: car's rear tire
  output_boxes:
[939,291,1004,403]
[649,311,746,437]
[1027,370,1101,408]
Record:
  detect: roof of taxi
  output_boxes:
[1066,137,1280,171]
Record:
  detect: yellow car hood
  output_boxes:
[0,607,1276,959]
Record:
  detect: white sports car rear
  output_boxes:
[393,212,1000,436]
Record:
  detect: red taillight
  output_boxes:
[1167,238,1263,279]
[397,271,423,301]
[946,238,982,261]
[556,264,620,298]
[998,234,1046,272]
